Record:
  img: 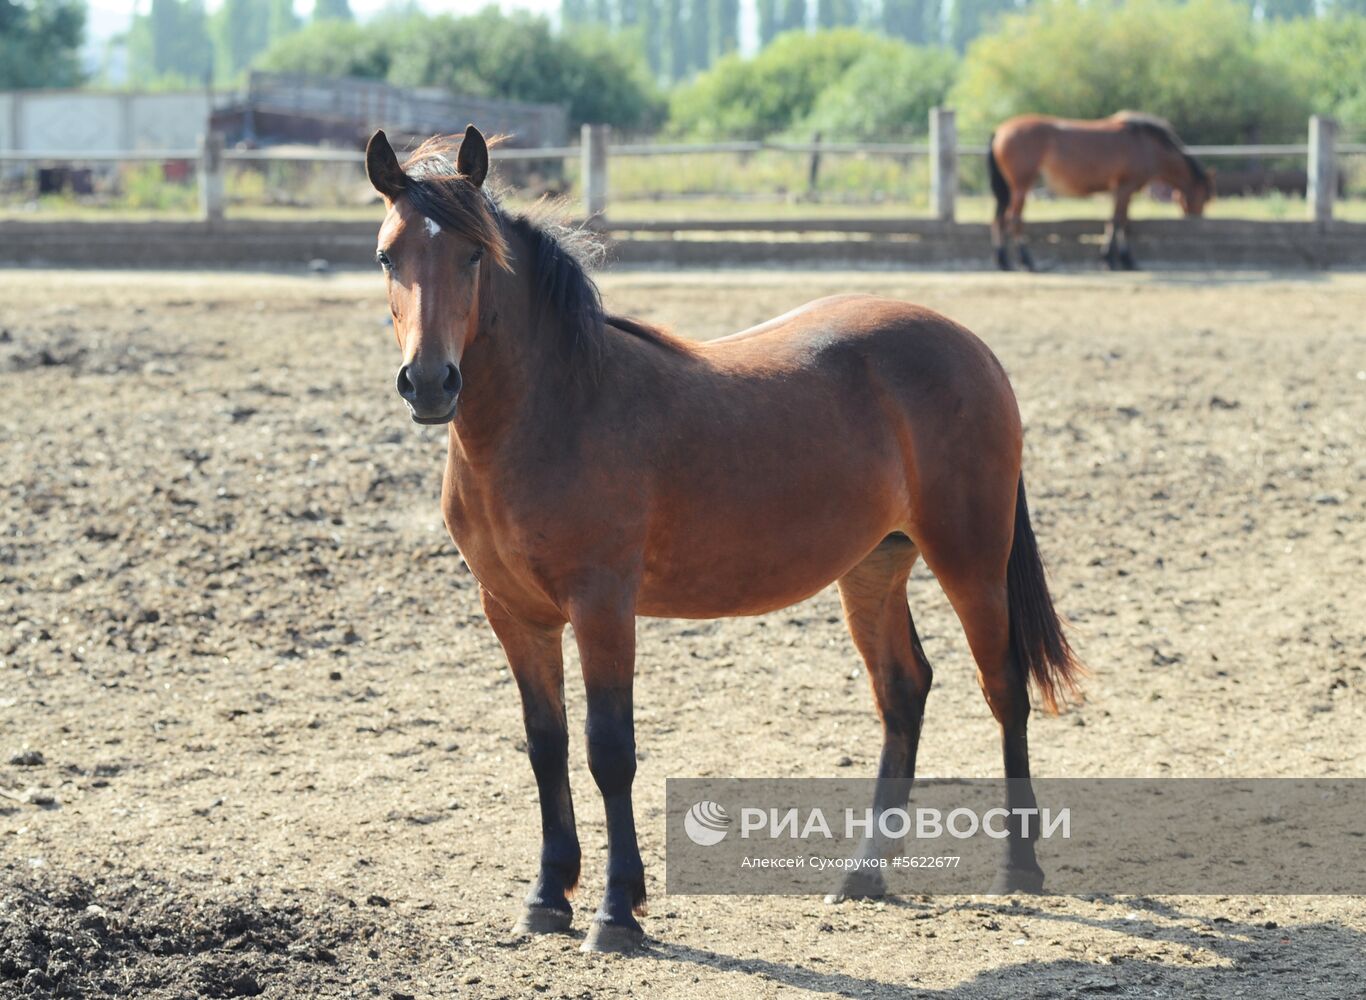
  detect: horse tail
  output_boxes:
[987,135,1010,222]
[1006,475,1084,714]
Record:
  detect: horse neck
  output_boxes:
[448,226,584,459]
[1157,145,1194,192]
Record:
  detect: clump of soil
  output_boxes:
[0,872,360,999]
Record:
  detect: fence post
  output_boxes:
[1307,115,1337,227]
[581,123,610,220]
[807,131,823,200]
[199,131,225,224]
[930,107,957,223]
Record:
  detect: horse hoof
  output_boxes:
[824,870,887,903]
[988,867,1046,895]
[513,906,573,935]
[580,919,645,954]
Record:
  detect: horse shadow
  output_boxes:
[638,897,1361,998]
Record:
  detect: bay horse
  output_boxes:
[365,125,1082,952]
[988,112,1214,271]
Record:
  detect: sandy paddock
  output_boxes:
[1,268,1363,998]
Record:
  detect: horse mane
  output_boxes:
[1115,111,1209,187]
[399,135,686,373]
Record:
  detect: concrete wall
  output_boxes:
[0,90,220,152]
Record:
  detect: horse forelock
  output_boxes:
[399,138,511,270]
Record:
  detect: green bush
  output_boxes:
[801,45,958,141]
[255,19,393,79]
[668,29,881,139]
[121,164,197,212]
[1259,14,1366,133]
[951,0,1309,143]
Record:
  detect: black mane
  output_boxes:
[1120,114,1209,187]
[497,209,687,373]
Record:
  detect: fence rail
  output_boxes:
[3,111,1362,225]
[12,141,1364,165]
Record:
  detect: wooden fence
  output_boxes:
[2,110,1362,226]
[3,110,1366,270]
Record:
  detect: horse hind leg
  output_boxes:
[826,533,933,902]
[1005,188,1037,273]
[917,539,1047,894]
[991,208,1012,272]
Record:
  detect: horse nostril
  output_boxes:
[395,365,416,399]
[443,364,462,396]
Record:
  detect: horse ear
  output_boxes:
[366,130,406,200]
[457,124,489,188]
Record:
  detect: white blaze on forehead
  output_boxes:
[424,216,442,238]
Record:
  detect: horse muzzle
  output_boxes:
[396,361,461,424]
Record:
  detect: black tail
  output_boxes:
[1006,476,1084,714]
[987,135,1010,222]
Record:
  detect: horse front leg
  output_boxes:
[1107,184,1140,270]
[481,588,581,935]
[570,593,646,953]
[1100,221,1120,270]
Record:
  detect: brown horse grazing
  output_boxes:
[988,112,1214,271]
[365,125,1083,952]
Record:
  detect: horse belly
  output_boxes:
[635,473,902,619]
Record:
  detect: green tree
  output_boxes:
[257,9,664,130]
[212,0,270,79]
[685,0,709,73]
[668,28,877,137]
[802,42,958,139]
[562,0,590,26]
[883,0,940,45]
[757,0,778,46]
[665,0,687,78]
[641,0,663,78]
[128,0,213,84]
[816,0,856,28]
[0,0,85,88]
[949,0,1015,52]
[267,0,298,40]
[713,0,740,56]
[1259,0,1313,18]
[203,0,306,80]
[313,0,352,22]
[255,17,392,78]
[1260,14,1366,130]
[951,0,1307,144]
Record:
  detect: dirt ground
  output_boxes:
[1,267,1363,999]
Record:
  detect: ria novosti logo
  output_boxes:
[684,801,731,846]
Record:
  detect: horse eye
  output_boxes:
[375,250,392,271]
[468,248,484,266]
